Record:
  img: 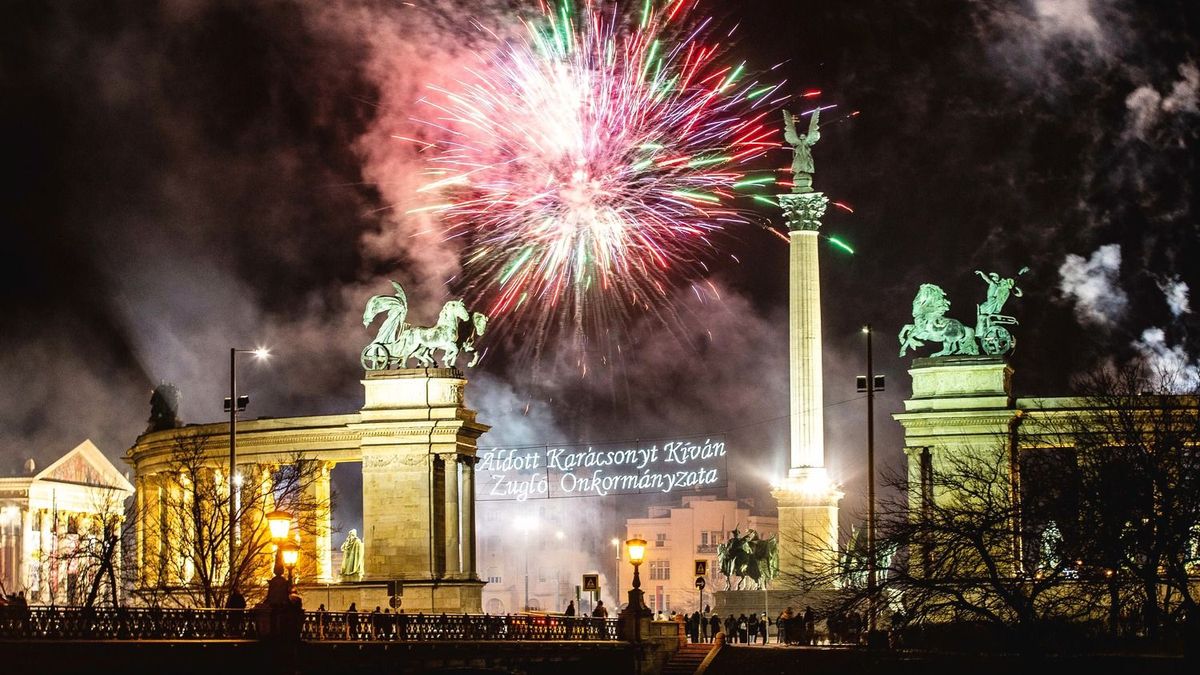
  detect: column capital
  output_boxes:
[780,191,828,231]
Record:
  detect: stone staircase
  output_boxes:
[661,642,718,675]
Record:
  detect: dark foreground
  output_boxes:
[2,640,1193,675]
[706,645,1192,675]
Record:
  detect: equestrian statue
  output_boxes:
[717,528,779,591]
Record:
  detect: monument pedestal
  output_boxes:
[712,588,833,623]
[349,368,489,614]
[772,468,842,586]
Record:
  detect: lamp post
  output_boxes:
[227,346,269,596]
[625,538,648,641]
[280,541,301,589]
[266,510,293,578]
[516,516,536,611]
[611,537,620,610]
[857,326,883,634]
[554,530,565,611]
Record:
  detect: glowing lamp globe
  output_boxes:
[266,510,292,541]
[626,538,647,566]
[280,541,301,569]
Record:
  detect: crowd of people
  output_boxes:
[618,603,870,646]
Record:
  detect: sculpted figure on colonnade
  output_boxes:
[360,280,489,370]
[340,529,364,581]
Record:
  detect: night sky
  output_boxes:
[1,0,1197,531]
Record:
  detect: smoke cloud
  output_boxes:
[1057,244,1128,328]
[1158,276,1191,318]
[1125,62,1200,141]
[1132,328,1200,390]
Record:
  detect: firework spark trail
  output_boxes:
[410,0,791,361]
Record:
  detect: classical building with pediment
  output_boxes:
[0,440,134,604]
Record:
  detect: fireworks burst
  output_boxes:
[410,0,788,359]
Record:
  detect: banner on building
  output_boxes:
[475,434,728,501]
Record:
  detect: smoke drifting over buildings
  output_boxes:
[1,0,1197,560]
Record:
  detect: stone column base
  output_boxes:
[772,471,842,586]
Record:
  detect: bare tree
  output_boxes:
[1056,362,1200,642]
[137,430,331,608]
[39,487,132,608]
[789,442,1100,650]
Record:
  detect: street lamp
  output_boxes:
[626,538,646,610]
[266,510,292,541]
[227,346,270,597]
[857,325,884,634]
[266,510,293,578]
[611,537,621,609]
[515,515,537,611]
[279,541,301,588]
[554,531,565,611]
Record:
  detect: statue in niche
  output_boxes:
[340,529,364,581]
[1040,521,1063,572]
[783,107,820,192]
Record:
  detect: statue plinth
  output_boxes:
[904,356,1012,413]
[772,473,842,588]
[351,367,489,613]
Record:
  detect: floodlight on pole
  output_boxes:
[227,345,271,598]
[858,325,882,634]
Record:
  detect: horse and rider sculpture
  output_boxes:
[361,280,489,370]
[717,528,780,591]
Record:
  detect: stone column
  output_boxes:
[460,456,477,579]
[788,227,825,475]
[773,189,840,587]
[442,453,462,578]
[38,507,51,601]
[134,475,145,583]
[310,461,334,584]
[18,508,32,595]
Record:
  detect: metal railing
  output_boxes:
[0,606,256,640]
[0,606,619,642]
[302,611,618,641]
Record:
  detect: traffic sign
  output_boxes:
[695,576,706,590]
[582,573,600,592]
[694,559,708,576]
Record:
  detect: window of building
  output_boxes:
[538,567,547,583]
[700,531,709,547]
[655,532,667,547]
[649,560,670,580]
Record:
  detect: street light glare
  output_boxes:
[253,347,271,359]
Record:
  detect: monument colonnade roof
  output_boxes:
[124,409,489,475]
